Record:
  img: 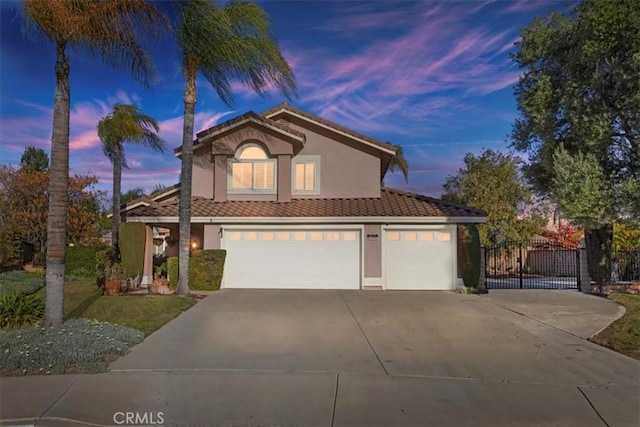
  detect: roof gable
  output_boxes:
[262,103,397,179]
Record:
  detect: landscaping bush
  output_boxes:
[0,292,44,328]
[66,245,106,278]
[457,224,481,287]
[0,271,45,296]
[119,223,146,278]
[190,250,226,291]
[167,256,178,289]
[0,319,143,375]
[167,250,226,291]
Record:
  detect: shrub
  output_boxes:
[66,245,106,278]
[190,250,226,290]
[167,250,226,291]
[167,256,178,289]
[0,319,144,375]
[457,224,481,287]
[118,223,146,278]
[0,271,45,296]
[0,292,44,328]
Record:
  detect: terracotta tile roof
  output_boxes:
[262,103,396,154]
[126,188,486,219]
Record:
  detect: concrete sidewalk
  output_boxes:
[2,370,638,426]
[1,290,638,426]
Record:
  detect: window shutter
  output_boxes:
[253,161,275,189]
[304,163,315,190]
[232,163,252,189]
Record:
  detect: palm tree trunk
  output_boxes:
[44,40,70,326]
[111,146,122,263]
[177,68,197,295]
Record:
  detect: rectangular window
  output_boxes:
[292,156,319,194]
[230,160,276,192]
[228,231,241,241]
[262,232,274,241]
[387,231,400,241]
[326,232,339,241]
[419,232,434,241]
[277,232,290,241]
[404,232,417,241]
[244,231,257,241]
[438,232,451,242]
[295,163,315,191]
[343,231,357,241]
[294,231,306,241]
[310,232,323,241]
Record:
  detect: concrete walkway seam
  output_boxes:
[331,373,339,427]
[338,292,388,375]
[577,386,610,427]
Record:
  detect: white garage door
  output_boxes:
[222,229,360,289]
[385,228,455,290]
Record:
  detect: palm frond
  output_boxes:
[388,144,410,183]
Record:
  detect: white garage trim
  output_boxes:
[221,225,363,289]
[382,225,457,290]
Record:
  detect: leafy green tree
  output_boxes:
[20,146,49,172]
[22,0,166,325]
[442,149,543,245]
[174,0,296,295]
[121,187,146,204]
[387,144,409,183]
[510,0,639,283]
[98,104,164,262]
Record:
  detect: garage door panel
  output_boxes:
[222,229,360,289]
[385,228,454,290]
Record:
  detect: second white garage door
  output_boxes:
[222,229,361,289]
[385,227,455,290]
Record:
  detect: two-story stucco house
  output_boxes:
[124,104,486,290]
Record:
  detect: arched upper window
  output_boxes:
[229,143,276,193]
[238,145,268,160]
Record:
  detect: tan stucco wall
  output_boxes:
[204,224,221,249]
[364,224,382,278]
[287,122,381,198]
[193,154,213,198]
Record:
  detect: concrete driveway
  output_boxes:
[2,289,639,426]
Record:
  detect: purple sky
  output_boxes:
[0,0,568,198]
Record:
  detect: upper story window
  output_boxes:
[292,156,320,195]
[228,144,276,193]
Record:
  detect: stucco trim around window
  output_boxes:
[292,155,321,195]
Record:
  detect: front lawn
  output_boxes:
[35,280,197,336]
[590,294,640,360]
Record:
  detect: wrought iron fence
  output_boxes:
[485,239,580,290]
[611,249,640,282]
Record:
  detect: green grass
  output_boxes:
[590,294,640,360]
[35,280,196,336]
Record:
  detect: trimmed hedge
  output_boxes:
[167,250,226,291]
[66,245,107,278]
[118,223,146,278]
[457,224,481,287]
[167,256,178,289]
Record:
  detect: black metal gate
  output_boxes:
[485,239,580,290]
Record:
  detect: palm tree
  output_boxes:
[22,0,167,325]
[98,104,164,262]
[388,144,409,184]
[174,0,296,295]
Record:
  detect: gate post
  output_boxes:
[479,245,487,292]
[519,243,523,289]
[578,247,592,294]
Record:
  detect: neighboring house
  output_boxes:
[123,104,486,290]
